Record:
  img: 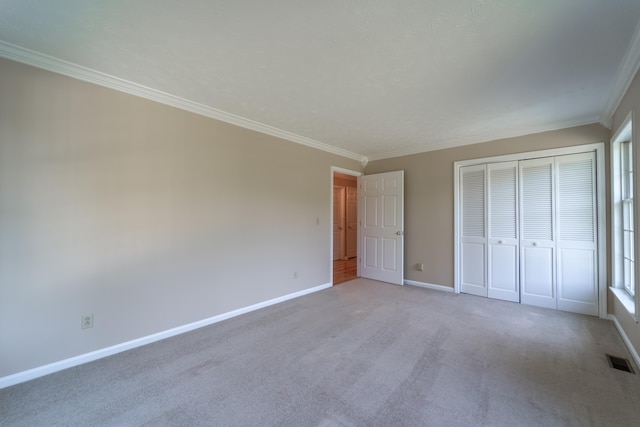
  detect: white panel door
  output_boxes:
[519,158,556,309]
[460,165,487,297]
[555,152,598,315]
[487,162,519,302]
[359,171,404,285]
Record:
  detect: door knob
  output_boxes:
[498,240,503,244]
[396,231,404,235]
[532,242,537,246]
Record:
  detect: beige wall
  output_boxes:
[611,67,640,356]
[365,124,610,289]
[0,58,363,378]
[3,49,636,380]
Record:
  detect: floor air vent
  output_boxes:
[606,354,635,374]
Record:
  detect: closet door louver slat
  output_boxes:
[490,167,517,239]
[558,159,594,242]
[521,163,553,241]
[487,162,519,302]
[460,165,487,297]
[463,170,485,238]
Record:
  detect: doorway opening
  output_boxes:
[333,170,359,284]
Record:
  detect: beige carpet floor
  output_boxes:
[1,278,639,426]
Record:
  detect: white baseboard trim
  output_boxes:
[404,280,454,293]
[0,282,332,389]
[609,314,640,370]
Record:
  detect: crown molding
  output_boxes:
[601,19,640,124]
[0,41,366,164]
[365,116,600,162]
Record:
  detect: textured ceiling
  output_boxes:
[1,1,640,161]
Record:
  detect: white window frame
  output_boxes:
[621,140,634,296]
[611,112,638,318]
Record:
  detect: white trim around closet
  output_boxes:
[453,143,607,318]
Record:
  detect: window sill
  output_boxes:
[611,287,636,316]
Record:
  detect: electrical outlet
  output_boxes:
[416,263,424,271]
[81,314,94,329]
[293,271,298,279]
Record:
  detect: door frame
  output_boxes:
[453,142,607,318]
[331,167,363,285]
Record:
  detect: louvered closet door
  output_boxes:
[487,162,519,302]
[460,165,487,297]
[555,152,598,315]
[519,157,556,309]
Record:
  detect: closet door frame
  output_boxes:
[453,143,607,318]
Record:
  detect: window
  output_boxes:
[621,140,635,296]
[611,116,637,315]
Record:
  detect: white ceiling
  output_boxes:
[1,1,640,162]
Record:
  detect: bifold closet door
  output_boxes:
[460,152,598,314]
[555,152,598,316]
[487,162,519,302]
[460,164,487,297]
[519,157,556,309]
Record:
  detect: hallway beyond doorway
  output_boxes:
[334,258,357,284]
